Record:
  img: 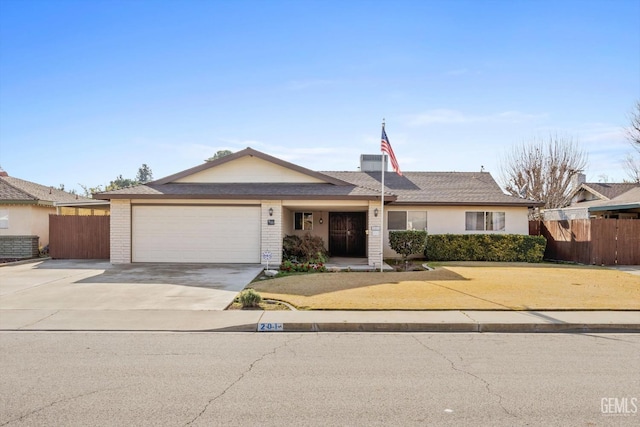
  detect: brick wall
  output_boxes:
[368,201,383,268]
[0,235,39,258]
[261,201,283,266]
[110,199,131,264]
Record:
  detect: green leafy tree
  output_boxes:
[206,150,233,162]
[79,184,104,198]
[136,164,153,183]
[389,230,427,269]
[105,175,137,191]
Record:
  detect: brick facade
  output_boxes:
[261,201,283,266]
[0,235,39,258]
[110,199,131,264]
[367,201,383,268]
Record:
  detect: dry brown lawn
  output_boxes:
[249,262,640,310]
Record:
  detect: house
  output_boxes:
[543,176,640,220]
[0,169,100,258]
[94,148,541,266]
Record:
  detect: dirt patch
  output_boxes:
[249,262,640,310]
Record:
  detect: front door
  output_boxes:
[329,212,366,257]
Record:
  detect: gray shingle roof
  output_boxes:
[96,182,382,200]
[324,171,539,206]
[581,183,640,200]
[0,176,90,204]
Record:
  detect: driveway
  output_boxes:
[0,260,263,311]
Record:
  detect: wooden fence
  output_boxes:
[49,215,110,259]
[529,219,640,265]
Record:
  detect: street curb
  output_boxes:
[255,323,640,333]
[2,323,638,333]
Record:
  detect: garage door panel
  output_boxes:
[132,206,261,263]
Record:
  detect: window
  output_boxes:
[388,211,427,231]
[0,210,7,229]
[294,212,313,230]
[465,211,505,231]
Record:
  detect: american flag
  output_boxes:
[381,127,402,176]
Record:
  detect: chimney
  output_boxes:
[360,154,388,172]
[0,166,7,177]
[571,172,586,191]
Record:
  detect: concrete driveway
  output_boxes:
[0,260,263,311]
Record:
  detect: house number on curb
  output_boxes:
[258,323,284,332]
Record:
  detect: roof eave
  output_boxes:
[94,193,386,201]
[589,203,640,212]
[391,201,543,207]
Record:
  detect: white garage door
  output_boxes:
[132,205,261,263]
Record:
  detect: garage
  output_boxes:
[132,205,261,263]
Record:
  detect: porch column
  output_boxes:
[261,201,283,266]
[367,201,383,267]
[110,199,131,264]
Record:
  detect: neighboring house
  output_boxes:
[544,179,640,220]
[94,148,542,266]
[0,170,97,257]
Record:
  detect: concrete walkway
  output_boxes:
[1,309,638,333]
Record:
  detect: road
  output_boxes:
[1,333,639,426]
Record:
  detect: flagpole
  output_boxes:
[380,119,385,273]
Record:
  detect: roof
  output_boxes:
[95,183,384,200]
[577,182,640,201]
[572,186,640,212]
[324,171,540,206]
[0,176,90,205]
[95,148,542,207]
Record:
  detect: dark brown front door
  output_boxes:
[329,212,366,257]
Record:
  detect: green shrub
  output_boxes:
[282,233,328,263]
[425,234,546,263]
[389,230,427,263]
[280,260,327,273]
[238,289,262,308]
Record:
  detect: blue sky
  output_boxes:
[1,0,638,193]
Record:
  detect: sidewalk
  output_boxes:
[1,309,638,333]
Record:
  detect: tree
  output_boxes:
[206,150,233,162]
[136,164,153,183]
[500,135,588,210]
[388,230,427,270]
[623,101,640,182]
[105,175,137,191]
[79,184,104,198]
[626,101,640,148]
[623,153,640,183]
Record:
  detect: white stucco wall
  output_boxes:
[383,205,530,258]
[0,205,54,247]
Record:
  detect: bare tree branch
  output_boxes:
[626,101,640,149]
[623,152,640,183]
[500,135,588,209]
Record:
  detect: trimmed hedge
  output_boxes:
[425,234,546,263]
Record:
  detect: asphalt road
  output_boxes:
[1,333,639,426]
